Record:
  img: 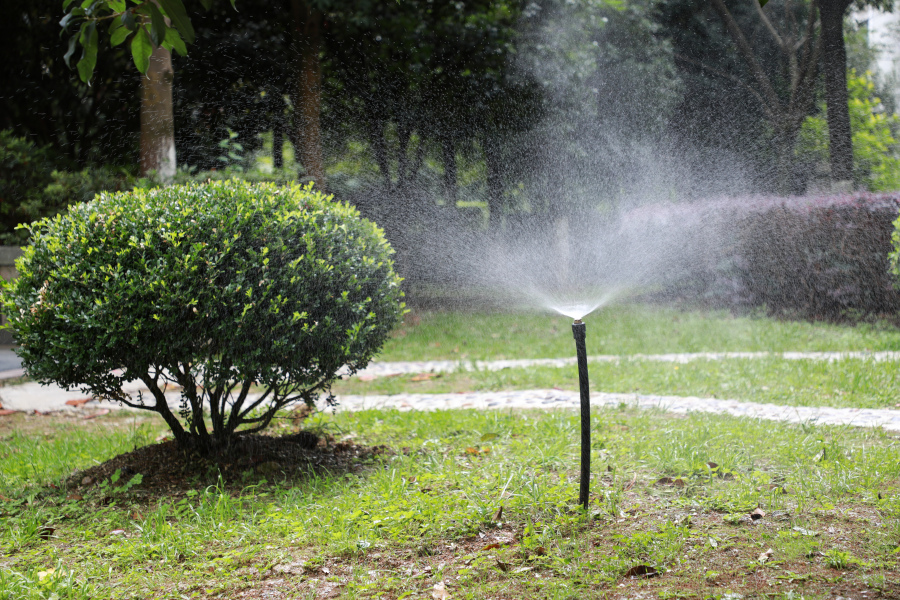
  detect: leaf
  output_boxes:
[121,9,136,31]
[63,33,79,69]
[157,0,195,44]
[82,408,110,420]
[76,22,98,82]
[38,526,55,540]
[431,581,451,600]
[163,27,188,56]
[199,0,213,11]
[750,508,766,521]
[792,526,819,537]
[758,548,774,563]
[493,506,503,522]
[480,433,499,442]
[623,565,659,578]
[108,0,126,11]
[146,2,167,47]
[110,25,130,47]
[65,398,92,407]
[131,27,153,74]
[479,543,501,552]
[758,0,769,6]
[410,372,440,382]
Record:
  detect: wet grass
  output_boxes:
[3,306,900,598]
[378,305,900,362]
[332,356,900,410]
[1,408,898,599]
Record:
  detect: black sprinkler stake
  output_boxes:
[572,320,590,509]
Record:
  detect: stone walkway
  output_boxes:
[1,352,898,431]
[344,350,900,379]
[330,390,900,432]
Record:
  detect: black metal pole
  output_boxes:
[572,320,590,509]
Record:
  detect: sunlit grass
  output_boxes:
[1,409,898,598]
[378,304,900,362]
[333,356,900,409]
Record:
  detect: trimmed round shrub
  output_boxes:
[1,180,404,450]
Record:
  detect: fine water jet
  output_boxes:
[571,318,591,509]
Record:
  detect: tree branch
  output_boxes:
[754,0,786,50]
[674,53,775,121]
[710,0,783,112]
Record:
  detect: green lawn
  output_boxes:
[333,357,900,409]
[1,408,898,599]
[333,305,900,410]
[3,305,900,599]
[377,305,900,362]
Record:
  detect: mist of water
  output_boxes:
[376,0,751,320]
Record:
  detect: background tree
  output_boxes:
[60,0,230,179]
[1,0,139,167]
[708,0,821,193]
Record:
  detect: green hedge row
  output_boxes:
[630,193,900,320]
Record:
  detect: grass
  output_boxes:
[332,357,900,409]
[3,304,900,598]
[378,305,900,362]
[326,304,900,410]
[1,407,899,599]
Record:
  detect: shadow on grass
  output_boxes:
[65,432,390,499]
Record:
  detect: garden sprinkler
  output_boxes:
[572,319,590,509]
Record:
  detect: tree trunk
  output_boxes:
[139,45,176,181]
[272,123,284,170]
[775,119,799,194]
[290,0,325,188]
[819,0,853,185]
[484,134,503,231]
[442,136,457,205]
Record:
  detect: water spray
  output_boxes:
[571,319,590,509]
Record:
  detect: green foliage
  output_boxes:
[0,130,134,244]
[0,180,404,449]
[60,0,225,81]
[798,70,900,191]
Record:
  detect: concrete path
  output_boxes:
[1,352,898,432]
[344,350,900,379]
[330,390,900,432]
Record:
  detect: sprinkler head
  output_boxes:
[573,319,583,324]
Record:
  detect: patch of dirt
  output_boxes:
[67,432,390,497]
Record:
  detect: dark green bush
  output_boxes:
[1,180,404,451]
[735,194,900,320]
[0,130,134,244]
[630,193,900,320]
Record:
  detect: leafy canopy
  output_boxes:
[61,0,235,81]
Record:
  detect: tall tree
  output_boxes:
[60,0,225,179]
[290,0,325,186]
[817,0,855,184]
[2,0,139,167]
[140,45,176,179]
[708,0,821,192]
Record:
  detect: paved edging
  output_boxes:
[326,390,900,431]
[3,353,900,433]
[346,350,900,378]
